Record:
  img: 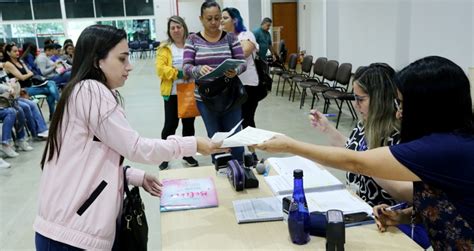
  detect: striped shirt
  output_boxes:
[183,31,246,82]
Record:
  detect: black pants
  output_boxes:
[162,95,195,139]
[242,85,260,128]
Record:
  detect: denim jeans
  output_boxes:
[0,107,26,144]
[50,70,71,88]
[196,101,244,162]
[18,98,48,137]
[35,232,83,251]
[26,80,59,117]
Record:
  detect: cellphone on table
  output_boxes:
[343,212,374,227]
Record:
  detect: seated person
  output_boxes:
[0,83,33,158]
[35,44,71,87]
[3,44,60,119]
[21,42,41,75]
[61,43,74,65]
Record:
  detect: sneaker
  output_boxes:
[0,158,11,169]
[37,130,49,138]
[159,162,169,170]
[183,156,199,167]
[1,145,19,158]
[33,136,47,142]
[17,140,34,151]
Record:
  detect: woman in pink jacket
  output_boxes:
[34,25,223,250]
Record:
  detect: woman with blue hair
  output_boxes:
[221,7,262,160]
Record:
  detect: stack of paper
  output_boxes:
[266,156,373,220]
[264,156,344,196]
[232,197,283,224]
[211,120,282,148]
[160,177,219,212]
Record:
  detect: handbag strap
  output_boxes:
[226,32,234,58]
[123,165,132,197]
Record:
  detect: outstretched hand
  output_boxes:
[309,109,332,133]
[196,136,230,155]
[142,173,162,197]
[253,135,296,153]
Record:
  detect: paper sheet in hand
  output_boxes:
[220,127,283,148]
[199,59,246,80]
[160,177,218,212]
[211,119,243,143]
[233,197,283,223]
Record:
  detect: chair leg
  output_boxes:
[281,79,288,97]
[275,75,281,94]
[288,81,294,101]
[310,93,317,109]
[300,87,307,109]
[292,85,300,102]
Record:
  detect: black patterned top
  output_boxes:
[345,121,400,207]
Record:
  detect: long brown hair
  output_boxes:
[41,25,126,168]
[354,63,400,149]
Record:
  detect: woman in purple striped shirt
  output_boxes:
[183,1,247,162]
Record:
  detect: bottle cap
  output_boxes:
[293,169,303,179]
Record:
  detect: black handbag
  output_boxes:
[197,76,247,114]
[196,33,247,114]
[253,55,272,100]
[30,75,48,87]
[114,166,148,251]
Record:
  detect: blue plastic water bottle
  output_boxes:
[288,169,310,245]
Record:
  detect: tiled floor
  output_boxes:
[0,58,358,250]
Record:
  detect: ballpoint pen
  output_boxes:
[308,112,337,117]
[385,202,408,212]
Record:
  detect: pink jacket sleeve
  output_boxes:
[75,81,197,169]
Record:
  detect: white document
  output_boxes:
[199,59,246,80]
[220,127,283,148]
[290,190,372,215]
[232,197,283,224]
[211,119,243,143]
[267,156,324,176]
[264,156,344,196]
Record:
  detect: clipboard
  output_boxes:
[199,59,246,80]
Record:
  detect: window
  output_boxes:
[0,0,33,20]
[95,0,125,17]
[32,0,62,19]
[65,0,94,18]
[36,23,66,47]
[125,0,154,16]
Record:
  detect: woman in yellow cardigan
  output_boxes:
[156,16,198,170]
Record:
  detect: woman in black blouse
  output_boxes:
[310,63,412,206]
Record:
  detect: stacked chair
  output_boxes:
[288,55,313,102]
[322,63,357,128]
[298,57,327,108]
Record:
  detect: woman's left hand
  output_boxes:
[224,69,237,78]
[254,135,295,153]
[142,173,163,197]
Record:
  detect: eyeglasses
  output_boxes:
[394,98,402,112]
[354,94,368,104]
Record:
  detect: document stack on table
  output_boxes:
[265,156,373,216]
[160,177,218,212]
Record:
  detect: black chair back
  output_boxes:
[301,55,314,74]
[323,60,339,82]
[313,57,327,76]
[287,53,298,71]
[335,63,352,86]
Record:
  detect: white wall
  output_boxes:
[175,0,204,34]
[222,0,250,29]
[154,0,175,42]
[298,0,325,58]
[408,0,473,71]
[298,0,473,71]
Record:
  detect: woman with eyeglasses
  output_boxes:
[311,63,412,206]
[183,1,246,163]
[255,56,474,249]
